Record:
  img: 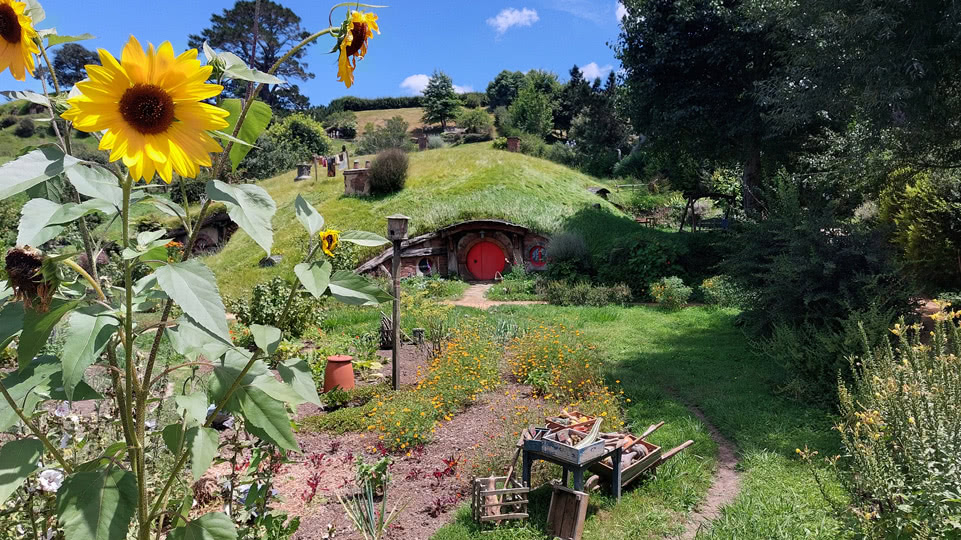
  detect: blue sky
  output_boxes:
[6,0,626,106]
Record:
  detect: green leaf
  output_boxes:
[175,392,209,426]
[61,306,118,400]
[339,230,390,247]
[294,195,324,236]
[147,196,188,223]
[210,130,257,148]
[211,350,303,406]
[23,0,44,23]
[205,180,276,256]
[277,358,322,407]
[0,90,49,107]
[17,198,63,246]
[294,261,332,299]
[19,298,83,368]
[166,316,231,363]
[161,423,186,454]
[155,260,231,342]
[66,164,123,207]
[57,467,137,540]
[0,438,43,504]
[46,33,96,47]
[221,99,272,171]
[0,301,24,346]
[328,271,394,306]
[169,512,237,540]
[0,356,100,430]
[0,146,79,201]
[250,324,281,355]
[161,426,219,482]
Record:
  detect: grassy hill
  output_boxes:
[0,100,99,164]
[202,143,623,298]
[352,107,495,137]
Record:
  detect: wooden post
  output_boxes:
[391,239,401,391]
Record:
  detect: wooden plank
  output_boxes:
[400,246,446,257]
[547,484,589,540]
[478,487,530,496]
[658,440,695,462]
[479,513,528,522]
[479,499,529,508]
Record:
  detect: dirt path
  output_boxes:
[672,398,741,539]
[445,283,545,309]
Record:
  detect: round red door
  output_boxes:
[466,241,506,280]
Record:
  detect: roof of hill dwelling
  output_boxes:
[355,219,538,274]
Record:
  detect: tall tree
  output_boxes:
[616,0,817,214]
[485,70,526,109]
[569,72,630,176]
[421,70,461,130]
[48,43,99,88]
[556,65,593,133]
[507,85,553,138]
[188,0,313,110]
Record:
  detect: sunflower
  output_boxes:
[320,229,341,257]
[336,11,379,89]
[0,0,38,81]
[62,36,230,183]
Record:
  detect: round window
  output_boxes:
[529,245,546,267]
[418,257,432,275]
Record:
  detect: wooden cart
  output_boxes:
[589,438,694,488]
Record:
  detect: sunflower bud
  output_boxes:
[5,246,54,311]
[208,55,227,82]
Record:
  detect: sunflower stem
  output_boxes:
[0,381,73,474]
[62,258,106,301]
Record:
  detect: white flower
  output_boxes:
[59,433,70,449]
[53,402,70,417]
[38,469,64,493]
[145,419,157,431]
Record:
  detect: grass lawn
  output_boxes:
[433,304,846,539]
[197,143,620,298]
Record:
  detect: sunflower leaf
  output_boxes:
[339,230,390,247]
[0,146,80,201]
[66,163,124,207]
[205,180,275,256]
[294,261,332,299]
[328,271,394,306]
[61,306,118,401]
[57,467,138,540]
[0,90,49,107]
[221,99,272,171]
[19,298,83,369]
[168,512,237,540]
[294,195,324,236]
[18,198,65,247]
[23,0,45,23]
[46,33,96,47]
[155,260,231,342]
[0,439,43,505]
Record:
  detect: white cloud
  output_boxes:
[551,0,604,24]
[581,62,613,81]
[400,74,473,95]
[616,1,627,21]
[487,8,539,35]
[400,74,430,95]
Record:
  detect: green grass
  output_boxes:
[432,304,845,540]
[197,143,621,298]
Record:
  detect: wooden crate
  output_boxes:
[547,484,589,540]
[471,476,530,524]
[588,439,662,487]
[539,436,607,466]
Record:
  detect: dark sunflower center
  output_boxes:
[345,23,368,57]
[119,84,175,135]
[0,4,22,44]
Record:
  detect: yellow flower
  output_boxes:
[319,229,341,257]
[62,36,229,183]
[336,10,379,88]
[0,0,37,81]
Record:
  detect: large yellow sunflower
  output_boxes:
[0,0,38,81]
[337,11,379,89]
[62,36,230,183]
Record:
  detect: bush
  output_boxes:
[539,280,631,306]
[699,275,749,308]
[517,132,547,158]
[170,175,208,205]
[322,110,357,139]
[266,112,331,162]
[649,276,692,310]
[71,145,110,166]
[545,142,577,166]
[355,116,413,154]
[426,135,445,149]
[545,231,592,281]
[825,315,961,537]
[462,132,493,144]
[491,137,508,150]
[327,95,423,111]
[239,133,299,180]
[13,118,34,137]
[456,108,493,135]
[0,116,16,128]
[726,179,913,389]
[367,148,408,195]
[226,277,322,339]
[612,149,647,179]
[596,231,689,299]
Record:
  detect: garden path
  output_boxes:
[668,392,741,539]
[446,283,545,309]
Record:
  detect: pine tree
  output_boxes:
[421,71,462,130]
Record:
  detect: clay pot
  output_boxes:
[324,355,355,392]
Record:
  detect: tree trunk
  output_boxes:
[741,142,762,217]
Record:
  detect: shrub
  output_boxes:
[226,277,322,339]
[700,275,749,308]
[13,118,34,137]
[239,133,299,180]
[545,142,577,167]
[517,132,547,158]
[367,148,408,195]
[545,231,592,281]
[597,232,688,299]
[612,149,647,179]
[539,280,631,306]
[426,135,445,149]
[727,179,913,389]
[456,107,493,135]
[491,137,508,150]
[323,110,358,139]
[462,132,493,144]
[649,276,692,310]
[70,145,110,166]
[827,314,961,537]
[0,116,16,128]
[327,95,423,111]
[170,174,208,205]
[266,112,331,162]
[355,116,413,154]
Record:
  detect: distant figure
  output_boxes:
[327,157,336,177]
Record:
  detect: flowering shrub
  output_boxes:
[812,308,961,537]
[700,274,749,308]
[507,325,625,429]
[650,276,692,310]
